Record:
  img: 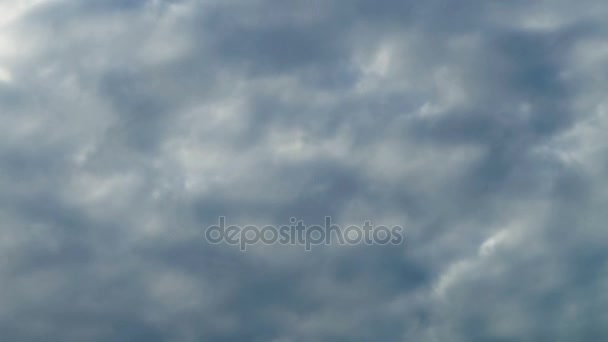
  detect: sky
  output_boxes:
[1,0,608,341]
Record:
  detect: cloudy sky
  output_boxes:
[1,0,608,341]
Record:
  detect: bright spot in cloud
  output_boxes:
[0,67,11,82]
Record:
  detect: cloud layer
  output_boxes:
[1,0,608,340]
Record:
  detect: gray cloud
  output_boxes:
[1,0,608,341]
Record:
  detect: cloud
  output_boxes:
[1,0,608,340]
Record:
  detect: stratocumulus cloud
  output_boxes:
[1,0,608,341]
